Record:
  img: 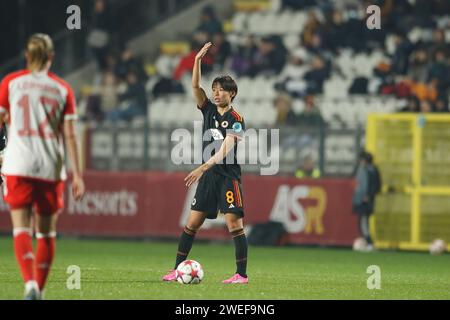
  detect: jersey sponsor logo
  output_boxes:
[209,129,224,140]
[221,121,229,128]
[232,122,243,133]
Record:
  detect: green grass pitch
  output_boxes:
[0,237,449,300]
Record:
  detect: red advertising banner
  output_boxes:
[0,172,358,246]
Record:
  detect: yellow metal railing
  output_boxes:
[366,113,450,251]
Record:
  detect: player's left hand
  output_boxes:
[185,167,205,187]
[72,174,86,201]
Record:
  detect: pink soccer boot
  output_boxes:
[222,273,249,284]
[162,269,177,282]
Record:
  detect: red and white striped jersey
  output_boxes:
[0,69,77,181]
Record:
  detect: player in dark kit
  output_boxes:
[162,42,248,284]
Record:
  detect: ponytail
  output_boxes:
[26,33,54,72]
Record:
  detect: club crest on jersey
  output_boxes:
[232,122,243,133]
[221,121,229,128]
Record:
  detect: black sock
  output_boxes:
[231,229,248,278]
[175,226,197,269]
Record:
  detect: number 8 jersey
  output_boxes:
[0,70,77,181]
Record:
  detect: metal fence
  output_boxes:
[366,113,450,251]
[86,121,365,177]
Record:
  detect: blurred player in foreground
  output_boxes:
[0,33,85,299]
[163,42,249,284]
[0,124,7,184]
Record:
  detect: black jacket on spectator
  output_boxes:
[119,83,148,114]
[248,37,287,77]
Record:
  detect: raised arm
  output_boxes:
[192,42,212,107]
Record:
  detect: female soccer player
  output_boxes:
[0,33,85,299]
[163,42,248,284]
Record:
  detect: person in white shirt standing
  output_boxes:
[0,33,85,300]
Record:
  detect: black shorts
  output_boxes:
[191,170,244,219]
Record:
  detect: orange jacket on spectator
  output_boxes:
[411,82,438,102]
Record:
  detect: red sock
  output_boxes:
[13,228,35,283]
[35,233,56,291]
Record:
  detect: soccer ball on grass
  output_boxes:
[176,260,204,284]
[429,239,446,255]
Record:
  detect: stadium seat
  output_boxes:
[231,12,248,33]
[283,34,299,51]
[248,13,266,35]
[291,12,307,33]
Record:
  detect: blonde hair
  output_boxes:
[26,33,54,72]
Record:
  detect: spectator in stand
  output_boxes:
[408,48,429,83]
[297,95,325,128]
[98,71,120,115]
[343,6,366,52]
[247,36,287,77]
[411,81,438,103]
[209,31,232,70]
[276,46,309,96]
[230,35,258,77]
[391,33,414,75]
[151,54,185,98]
[322,9,347,53]
[301,11,323,53]
[295,153,321,179]
[88,0,115,71]
[107,70,148,121]
[273,93,298,127]
[196,6,223,36]
[115,47,148,83]
[373,61,392,91]
[173,39,214,81]
[85,71,120,123]
[84,94,102,123]
[303,55,330,94]
[428,29,450,58]
[275,43,310,98]
[428,50,449,97]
